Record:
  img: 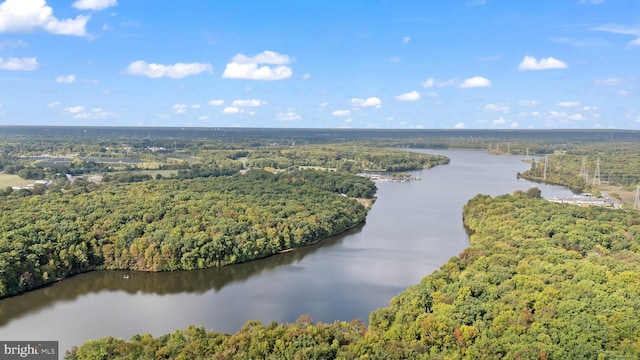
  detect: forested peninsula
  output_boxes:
[0,169,376,298]
[0,128,456,299]
[66,191,640,359]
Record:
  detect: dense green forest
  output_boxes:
[65,192,640,359]
[0,169,375,298]
[4,127,640,357]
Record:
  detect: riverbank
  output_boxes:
[0,150,577,354]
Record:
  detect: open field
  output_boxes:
[131,169,179,178]
[598,184,636,208]
[0,174,36,188]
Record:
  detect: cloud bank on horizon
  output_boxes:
[0,0,638,129]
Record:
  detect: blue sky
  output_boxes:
[0,0,638,129]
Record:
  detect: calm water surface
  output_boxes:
[0,150,575,352]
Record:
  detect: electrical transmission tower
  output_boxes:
[592,157,601,186]
[579,157,589,183]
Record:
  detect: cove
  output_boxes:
[0,150,575,352]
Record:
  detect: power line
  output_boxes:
[592,157,601,186]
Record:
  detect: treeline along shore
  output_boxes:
[0,169,377,299]
[65,191,640,359]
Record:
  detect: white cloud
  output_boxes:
[549,37,605,48]
[388,56,402,63]
[276,111,302,121]
[172,104,188,114]
[0,57,38,71]
[0,0,89,37]
[549,111,568,118]
[460,76,492,88]
[222,106,243,114]
[421,77,456,88]
[351,97,382,108]
[594,77,623,86]
[302,73,311,80]
[579,0,604,4]
[231,99,267,107]
[198,115,210,120]
[222,50,293,80]
[65,106,85,113]
[55,74,76,83]
[72,108,116,119]
[518,56,568,71]
[332,110,351,116]
[618,90,632,96]
[519,100,541,106]
[484,103,510,113]
[421,78,435,88]
[394,91,421,101]
[191,104,200,109]
[492,117,508,125]
[592,24,640,46]
[47,101,60,108]
[126,60,213,79]
[208,99,224,106]
[557,101,581,107]
[454,122,465,129]
[510,122,519,128]
[72,0,117,10]
[403,36,410,44]
[568,113,584,120]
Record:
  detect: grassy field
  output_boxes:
[131,169,179,178]
[599,184,636,208]
[0,174,36,188]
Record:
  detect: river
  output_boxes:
[0,150,575,353]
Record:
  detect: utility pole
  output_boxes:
[592,157,601,186]
[543,155,548,181]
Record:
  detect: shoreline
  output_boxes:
[0,215,372,301]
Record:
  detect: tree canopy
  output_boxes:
[0,169,376,298]
[66,192,640,359]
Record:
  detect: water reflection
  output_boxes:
[0,150,576,352]
[0,226,361,327]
